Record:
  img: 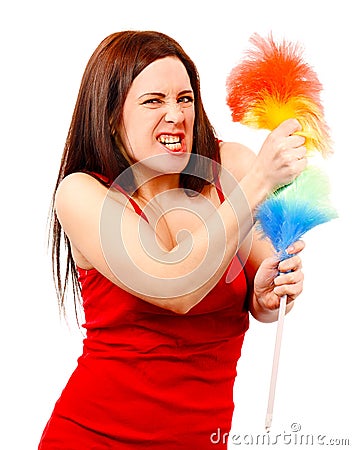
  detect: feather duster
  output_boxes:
[226,33,337,431]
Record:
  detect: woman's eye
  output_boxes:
[178,96,194,105]
[141,96,194,108]
[142,98,162,106]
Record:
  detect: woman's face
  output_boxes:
[119,56,195,174]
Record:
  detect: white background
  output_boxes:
[1,1,352,448]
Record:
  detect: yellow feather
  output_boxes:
[242,93,332,156]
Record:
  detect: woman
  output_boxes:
[39,31,306,449]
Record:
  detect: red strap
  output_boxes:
[212,160,225,204]
[112,183,149,223]
[86,171,149,223]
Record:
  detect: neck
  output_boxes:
[134,172,181,202]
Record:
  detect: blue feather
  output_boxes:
[256,166,337,260]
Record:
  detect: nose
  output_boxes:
[164,103,184,124]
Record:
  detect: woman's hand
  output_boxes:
[252,118,307,192]
[252,240,305,318]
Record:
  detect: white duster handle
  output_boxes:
[265,293,287,431]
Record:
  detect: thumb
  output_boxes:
[262,255,280,270]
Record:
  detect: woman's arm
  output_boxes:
[55,119,306,314]
[221,140,305,323]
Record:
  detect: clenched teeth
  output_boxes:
[157,134,181,144]
[157,134,182,151]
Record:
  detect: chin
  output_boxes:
[136,152,191,177]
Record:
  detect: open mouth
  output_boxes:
[157,134,184,152]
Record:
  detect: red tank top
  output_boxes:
[39,173,249,449]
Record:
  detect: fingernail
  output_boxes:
[287,245,295,253]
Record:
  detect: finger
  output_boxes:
[295,145,307,159]
[278,255,302,274]
[273,118,302,136]
[274,269,304,287]
[285,240,305,255]
[285,134,306,148]
[274,281,303,300]
[292,155,308,177]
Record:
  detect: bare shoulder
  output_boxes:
[55,172,107,215]
[55,172,106,199]
[219,141,256,180]
[54,172,131,274]
[54,172,112,248]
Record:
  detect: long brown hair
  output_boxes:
[49,30,220,318]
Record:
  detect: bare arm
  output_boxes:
[55,119,306,314]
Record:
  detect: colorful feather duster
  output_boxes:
[226,33,337,431]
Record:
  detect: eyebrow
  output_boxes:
[138,89,194,99]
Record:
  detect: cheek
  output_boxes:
[186,112,195,145]
[186,106,195,125]
[119,114,152,158]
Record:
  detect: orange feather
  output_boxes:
[226,33,332,156]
